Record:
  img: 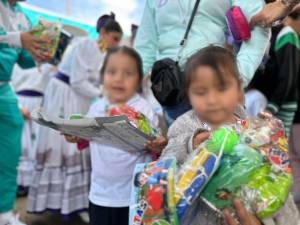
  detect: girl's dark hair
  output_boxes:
[185,45,241,89]
[100,46,144,88]
[289,8,300,20]
[96,12,123,34]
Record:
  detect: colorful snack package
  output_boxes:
[31,20,62,60]
[107,105,158,136]
[129,159,178,225]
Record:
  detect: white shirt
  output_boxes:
[0,1,30,47]
[11,64,54,93]
[58,38,105,99]
[86,94,159,207]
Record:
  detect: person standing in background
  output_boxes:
[264,9,300,137]
[11,64,57,196]
[134,0,270,126]
[0,0,50,224]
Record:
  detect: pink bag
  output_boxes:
[226,6,251,42]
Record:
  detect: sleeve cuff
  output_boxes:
[0,32,22,48]
[188,135,194,154]
[267,102,279,114]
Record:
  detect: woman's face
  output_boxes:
[101,31,122,49]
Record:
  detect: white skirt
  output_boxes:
[17,95,43,187]
[27,77,92,215]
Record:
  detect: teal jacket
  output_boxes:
[134,0,271,87]
[0,0,35,81]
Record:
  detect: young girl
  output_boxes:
[66,46,166,225]
[27,15,123,217]
[160,46,299,225]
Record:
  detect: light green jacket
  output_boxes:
[134,0,271,87]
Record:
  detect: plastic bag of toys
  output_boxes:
[31,20,62,60]
[201,113,292,219]
[107,105,158,136]
[129,159,178,225]
[175,127,239,222]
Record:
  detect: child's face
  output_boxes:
[188,66,242,128]
[103,52,140,103]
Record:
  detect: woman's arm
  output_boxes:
[0,31,22,48]
[134,0,159,75]
[0,31,50,62]
[235,0,271,87]
[69,40,102,98]
[250,0,300,28]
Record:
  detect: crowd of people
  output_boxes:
[0,0,300,225]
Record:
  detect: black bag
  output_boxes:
[151,0,201,107]
[151,58,184,107]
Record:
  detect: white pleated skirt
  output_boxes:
[27,77,92,215]
[17,95,43,187]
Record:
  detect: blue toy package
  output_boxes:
[129,159,178,225]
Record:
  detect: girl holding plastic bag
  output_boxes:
[160,46,299,225]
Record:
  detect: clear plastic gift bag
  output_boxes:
[201,113,292,219]
[175,126,239,222]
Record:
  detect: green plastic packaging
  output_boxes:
[202,144,292,219]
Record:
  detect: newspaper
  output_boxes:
[31,109,154,153]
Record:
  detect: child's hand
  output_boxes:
[192,131,210,150]
[223,199,262,225]
[63,134,81,143]
[20,107,30,120]
[145,136,168,154]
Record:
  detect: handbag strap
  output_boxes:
[177,0,201,62]
[180,0,201,47]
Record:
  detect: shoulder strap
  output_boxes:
[180,0,201,47]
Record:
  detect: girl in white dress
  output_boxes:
[27,15,123,216]
[11,64,56,192]
[65,46,166,225]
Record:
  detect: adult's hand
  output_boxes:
[21,31,52,62]
[250,1,290,28]
[223,199,262,225]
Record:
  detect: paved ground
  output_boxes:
[16,196,300,225]
[16,197,87,225]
